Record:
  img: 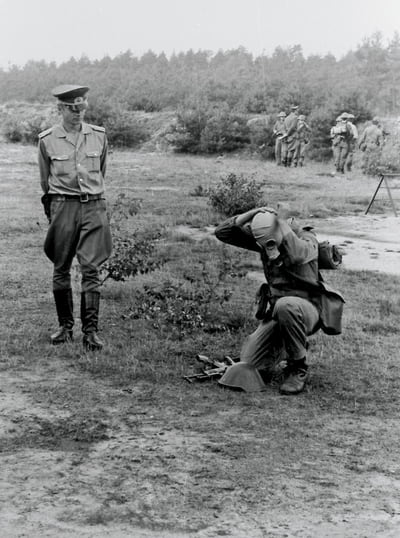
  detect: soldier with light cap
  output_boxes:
[358,117,384,175]
[38,84,112,351]
[214,207,343,395]
[272,111,287,165]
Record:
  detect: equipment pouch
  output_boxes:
[318,241,342,270]
[254,283,272,320]
[318,283,345,335]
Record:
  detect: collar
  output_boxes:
[54,123,92,138]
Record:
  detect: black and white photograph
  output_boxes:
[1,0,400,536]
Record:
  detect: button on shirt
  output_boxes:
[38,123,108,195]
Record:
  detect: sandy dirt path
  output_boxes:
[2,357,400,538]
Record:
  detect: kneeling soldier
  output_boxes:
[215,208,343,395]
[38,84,112,350]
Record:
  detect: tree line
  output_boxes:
[1,32,400,162]
[1,32,399,117]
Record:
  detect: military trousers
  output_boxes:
[333,142,349,173]
[44,197,112,292]
[274,138,283,164]
[294,140,308,165]
[285,137,298,165]
[241,296,320,370]
[361,145,382,174]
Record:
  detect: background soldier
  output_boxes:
[293,114,311,167]
[330,114,352,174]
[358,117,383,174]
[272,111,287,165]
[38,84,112,350]
[282,105,299,166]
[343,113,358,172]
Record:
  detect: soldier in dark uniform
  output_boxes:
[38,85,112,350]
[214,208,344,395]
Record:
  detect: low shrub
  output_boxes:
[124,255,243,339]
[85,99,150,147]
[377,133,400,173]
[101,193,163,283]
[208,172,264,216]
[169,104,250,154]
[2,105,57,144]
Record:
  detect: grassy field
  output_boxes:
[1,143,400,537]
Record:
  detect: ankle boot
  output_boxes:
[51,289,74,344]
[81,291,104,350]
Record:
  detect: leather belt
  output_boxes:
[49,193,104,203]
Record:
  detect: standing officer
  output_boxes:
[272,111,287,165]
[283,105,299,167]
[38,84,112,350]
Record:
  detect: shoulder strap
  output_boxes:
[38,127,53,139]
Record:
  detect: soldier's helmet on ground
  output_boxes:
[278,111,286,117]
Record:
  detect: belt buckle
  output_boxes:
[80,192,89,203]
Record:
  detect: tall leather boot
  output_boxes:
[51,289,74,344]
[81,291,104,351]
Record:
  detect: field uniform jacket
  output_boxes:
[283,112,299,142]
[358,124,383,150]
[215,216,344,334]
[273,119,286,138]
[215,216,319,304]
[38,122,108,195]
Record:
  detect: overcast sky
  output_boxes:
[0,0,399,68]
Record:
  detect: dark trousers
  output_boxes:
[241,297,320,369]
[44,198,112,292]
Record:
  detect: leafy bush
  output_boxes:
[101,232,162,283]
[376,132,400,173]
[247,115,275,159]
[101,193,163,283]
[208,172,264,216]
[124,254,242,339]
[169,104,250,154]
[85,98,149,147]
[2,105,57,144]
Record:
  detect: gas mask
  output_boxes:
[250,212,283,260]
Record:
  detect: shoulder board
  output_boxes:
[88,124,106,133]
[38,127,53,139]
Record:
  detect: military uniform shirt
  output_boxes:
[38,123,108,195]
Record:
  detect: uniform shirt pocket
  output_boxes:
[85,151,101,172]
[51,154,73,176]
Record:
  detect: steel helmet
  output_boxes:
[218,362,267,392]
